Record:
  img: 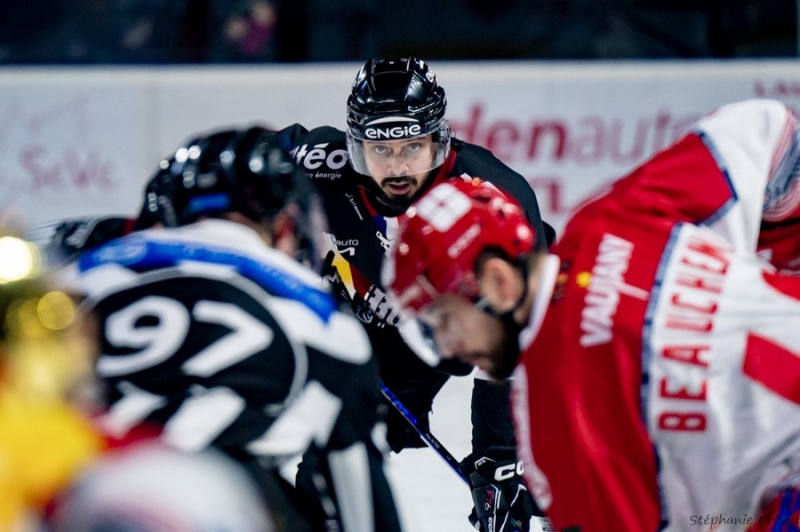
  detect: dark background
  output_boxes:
[0,0,796,64]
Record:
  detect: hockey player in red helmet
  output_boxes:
[385,99,800,531]
[386,179,535,314]
[384,178,542,380]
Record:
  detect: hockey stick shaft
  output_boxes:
[380,381,469,485]
[381,383,557,532]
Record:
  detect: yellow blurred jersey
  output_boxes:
[0,393,103,531]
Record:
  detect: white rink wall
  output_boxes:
[2,60,800,235]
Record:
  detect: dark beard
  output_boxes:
[359,170,437,217]
[380,177,417,202]
[488,311,523,380]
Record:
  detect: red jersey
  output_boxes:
[513,99,800,531]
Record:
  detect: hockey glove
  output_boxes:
[46,216,132,263]
[384,406,431,453]
[459,449,538,532]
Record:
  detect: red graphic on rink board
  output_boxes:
[0,94,117,208]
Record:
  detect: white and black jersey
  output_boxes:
[64,219,401,532]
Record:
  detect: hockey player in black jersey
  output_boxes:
[58,127,402,532]
[282,57,551,531]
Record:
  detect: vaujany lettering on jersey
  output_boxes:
[580,233,649,347]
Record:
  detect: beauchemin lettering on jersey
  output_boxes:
[653,229,733,433]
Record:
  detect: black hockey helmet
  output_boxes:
[160,126,328,269]
[135,165,177,230]
[346,57,451,178]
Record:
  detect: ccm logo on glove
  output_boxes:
[494,460,524,482]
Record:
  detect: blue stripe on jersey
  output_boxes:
[639,222,684,532]
[78,236,337,322]
[694,130,738,227]
[373,213,387,236]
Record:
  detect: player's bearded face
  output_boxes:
[417,293,519,378]
[363,136,437,201]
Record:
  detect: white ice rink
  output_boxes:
[385,372,476,531]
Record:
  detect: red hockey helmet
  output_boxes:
[383,178,536,316]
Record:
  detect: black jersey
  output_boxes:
[285,124,548,295]
[64,219,401,532]
[282,123,550,459]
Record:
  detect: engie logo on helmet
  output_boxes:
[363,117,422,140]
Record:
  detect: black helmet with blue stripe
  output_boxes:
[158,126,327,269]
